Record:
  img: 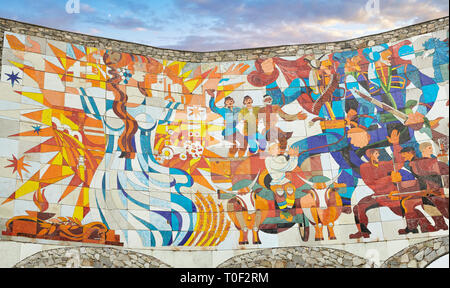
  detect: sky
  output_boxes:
[0,0,448,52]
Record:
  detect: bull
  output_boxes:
[217,173,270,245]
[298,172,344,241]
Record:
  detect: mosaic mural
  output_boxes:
[0,30,448,249]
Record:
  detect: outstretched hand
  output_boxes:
[405,112,425,130]
[203,67,221,91]
[203,64,250,92]
[206,89,216,97]
[387,129,400,145]
[224,63,250,76]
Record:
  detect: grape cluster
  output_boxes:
[118,68,132,84]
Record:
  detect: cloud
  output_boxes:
[165,0,449,51]
[80,3,96,13]
[88,28,101,35]
[0,0,448,51]
[80,13,162,31]
[0,0,79,30]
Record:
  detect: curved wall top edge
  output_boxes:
[0,16,448,62]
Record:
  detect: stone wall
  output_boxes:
[217,246,369,268]
[12,235,448,268]
[0,16,448,62]
[218,236,449,268]
[382,236,449,268]
[14,246,171,268]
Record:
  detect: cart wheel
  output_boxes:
[298,216,309,242]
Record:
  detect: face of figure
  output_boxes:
[345,55,362,73]
[131,64,145,82]
[348,127,371,148]
[268,143,280,156]
[317,60,334,89]
[421,145,434,158]
[263,96,273,106]
[347,109,357,120]
[261,58,275,75]
[370,150,380,165]
[105,51,122,65]
[244,98,253,108]
[225,98,235,109]
[320,60,333,75]
[379,49,392,66]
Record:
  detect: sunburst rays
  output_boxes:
[4,155,30,182]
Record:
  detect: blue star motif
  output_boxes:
[32,125,42,135]
[5,71,21,87]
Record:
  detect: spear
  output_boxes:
[351,88,408,122]
[350,89,447,144]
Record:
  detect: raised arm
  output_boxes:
[208,90,227,118]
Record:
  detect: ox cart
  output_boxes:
[217,174,311,243]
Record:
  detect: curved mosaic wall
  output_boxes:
[0,24,448,254]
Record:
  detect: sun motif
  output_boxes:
[1,34,106,221]
[4,155,30,182]
[2,108,106,220]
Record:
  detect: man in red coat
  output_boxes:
[349,130,435,239]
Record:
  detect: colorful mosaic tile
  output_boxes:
[0,30,448,249]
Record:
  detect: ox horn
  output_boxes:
[326,170,342,188]
[296,170,342,188]
[214,171,261,193]
[248,171,261,190]
[296,174,315,187]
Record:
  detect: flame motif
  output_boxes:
[1,34,106,221]
[33,189,48,213]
